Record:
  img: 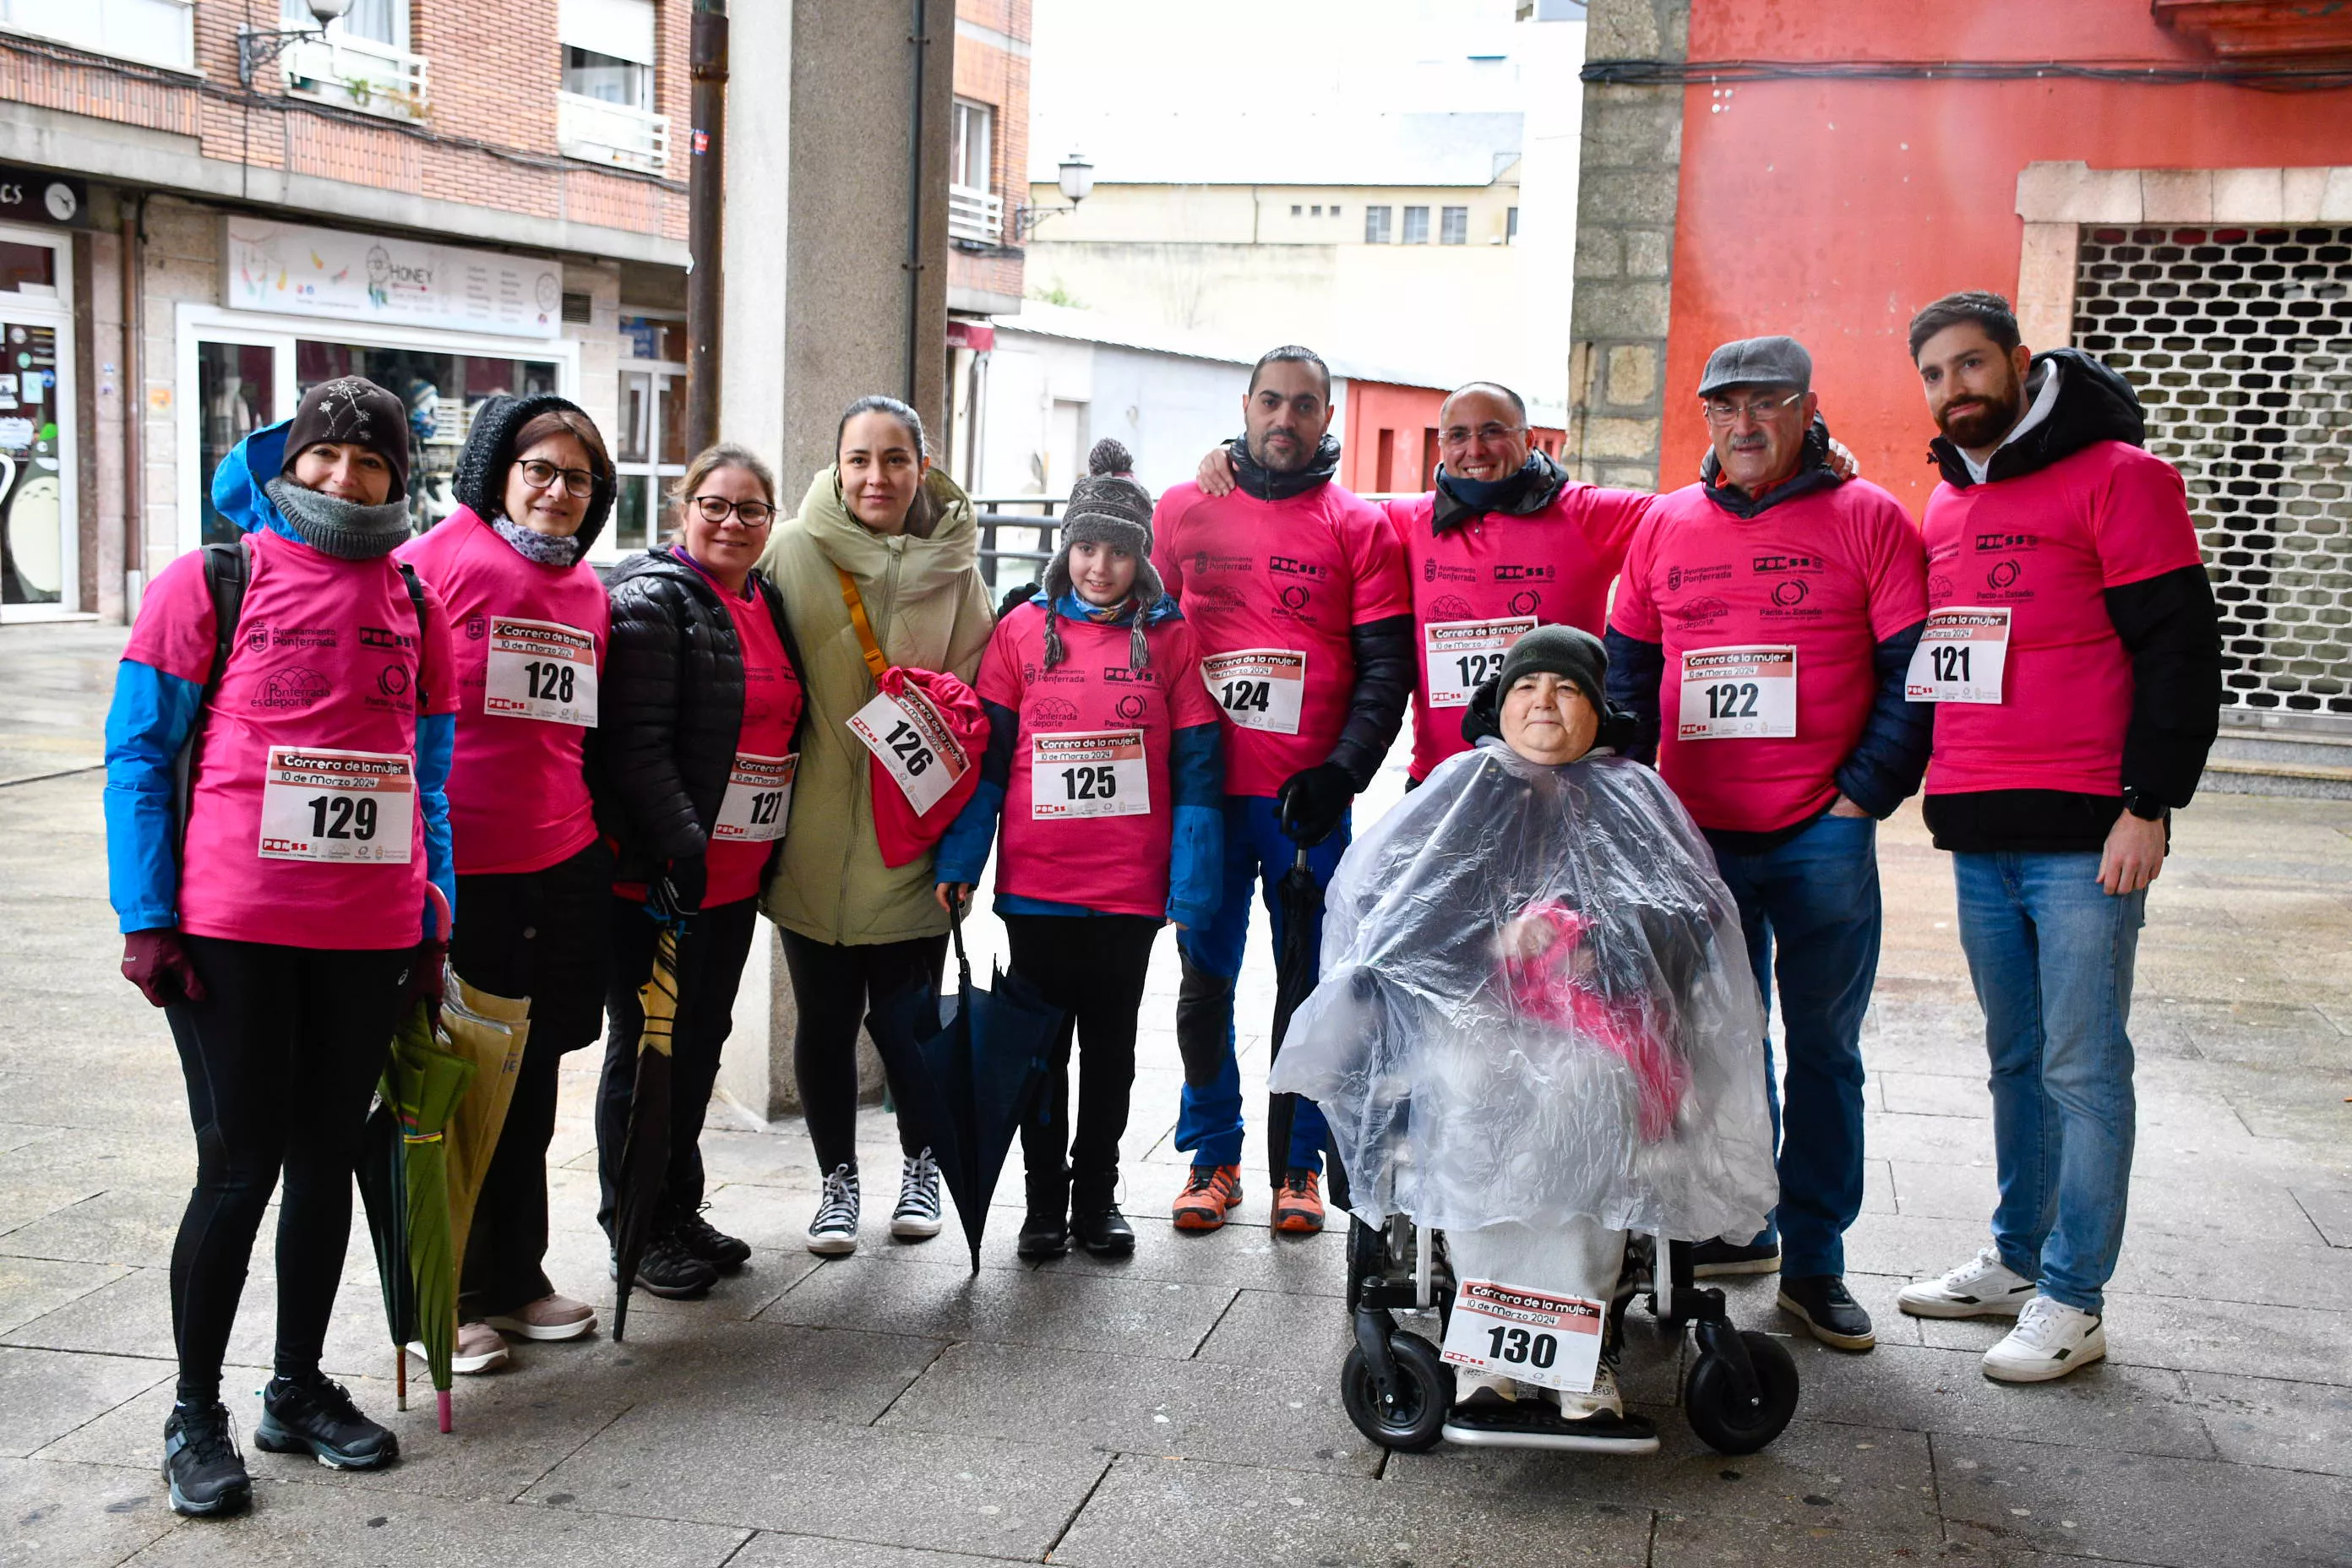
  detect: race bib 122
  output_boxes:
[1677,645,1798,740]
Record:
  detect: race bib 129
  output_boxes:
[257,747,416,864]
[1677,645,1798,740]
[712,751,796,843]
[1905,607,2011,705]
[1424,616,1538,709]
[483,616,598,727]
[847,685,970,817]
[1200,648,1306,735]
[1031,729,1148,820]
[1439,1277,1605,1395]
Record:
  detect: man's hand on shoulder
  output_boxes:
[1196,446,1238,498]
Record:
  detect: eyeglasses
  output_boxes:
[514,458,596,498]
[1701,390,1806,426]
[689,494,776,526]
[1438,422,1527,449]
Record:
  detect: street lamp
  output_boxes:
[1013,152,1095,242]
[237,0,354,89]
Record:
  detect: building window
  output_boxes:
[2,0,194,69]
[557,0,663,169]
[949,99,1003,243]
[1329,205,1342,218]
[275,0,427,118]
[1440,206,1468,245]
[1402,206,1429,245]
[1364,206,1392,244]
[1310,204,1322,217]
[1291,204,1304,217]
[1507,206,1519,244]
[564,46,651,108]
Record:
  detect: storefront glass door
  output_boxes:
[0,227,76,619]
[196,340,280,547]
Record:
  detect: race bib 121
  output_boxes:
[1677,645,1798,740]
[1200,648,1306,735]
[257,747,416,864]
[1031,729,1149,820]
[483,616,598,727]
[1905,607,2011,705]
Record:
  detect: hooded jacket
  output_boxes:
[451,392,617,558]
[757,464,996,945]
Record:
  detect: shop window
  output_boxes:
[1402,206,1429,245]
[1507,206,1519,244]
[196,343,275,548]
[621,313,688,362]
[1364,206,1392,244]
[0,319,63,607]
[1440,206,1468,245]
[0,241,55,295]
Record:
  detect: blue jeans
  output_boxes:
[1952,852,2143,1314]
[1707,812,1881,1279]
[1173,794,1348,1175]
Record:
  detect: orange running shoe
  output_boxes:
[1272,1168,1326,1235]
[1172,1164,1244,1231]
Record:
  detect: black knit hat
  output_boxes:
[1462,624,1634,754]
[1043,448,1164,672]
[453,393,616,555]
[280,376,411,501]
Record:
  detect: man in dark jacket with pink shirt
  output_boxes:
[1893,292,2219,1383]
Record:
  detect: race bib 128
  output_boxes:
[847,685,970,817]
[483,616,598,727]
[1200,648,1306,735]
[1905,607,2011,704]
[257,747,416,864]
[1439,1277,1605,1395]
[712,751,796,843]
[1677,645,1798,740]
[1424,615,1538,709]
[1031,729,1148,820]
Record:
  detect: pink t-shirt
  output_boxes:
[705,580,804,907]
[126,527,458,950]
[975,602,1221,918]
[396,508,607,876]
[1922,442,2202,798]
[1386,485,1656,779]
[1610,477,1927,834]
[1152,479,1411,798]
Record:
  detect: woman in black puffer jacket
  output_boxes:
[597,443,808,1299]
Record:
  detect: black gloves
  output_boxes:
[1277,763,1356,848]
[646,853,707,925]
[997,580,1042,620]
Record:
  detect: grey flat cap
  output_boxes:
[1697,335,1812,397]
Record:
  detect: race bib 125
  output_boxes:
[1031,729,1149,820]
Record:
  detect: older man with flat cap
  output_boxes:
[1605,335,1930,1352]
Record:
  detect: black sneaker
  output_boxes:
[618,1233,719,1298]
[1690,1237,1782,1277]
[254,1374,399,1470]
[1778,1274,1876,1351]
[162,1400,252,1516]
[1071,1204,1136,1257]
[1016,1209,1070,1260]
[671,1207,752,1270]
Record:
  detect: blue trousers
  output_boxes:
[1952,852,2143,1314]
[1707,812,1881,1279]
[1173,794,1348,1175]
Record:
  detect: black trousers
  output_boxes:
[449,839,613,1316]
[595,896,759,1236]
[1003,913,1161,1212]
[778,927,948,1173]
[164,935,411,1402]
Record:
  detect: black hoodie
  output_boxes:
[454,392,617,558]
[1918,351,2221,856]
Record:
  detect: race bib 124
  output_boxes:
[1031,729,1148,820]
[1905,607,2011,704]
[257,747,416,864]
[1677,645,1798,740]
[483,616,598,727]
[1200,648,1306,735]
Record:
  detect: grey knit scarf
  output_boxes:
[264,477,411,561]
[490,513,585,568]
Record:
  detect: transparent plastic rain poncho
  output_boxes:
[1268,738,1778,1241]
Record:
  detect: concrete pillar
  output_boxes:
[712,0,954,1124]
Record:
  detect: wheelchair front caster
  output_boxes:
[1684,1330,1799,1455]
[1342,1334,1453,1452]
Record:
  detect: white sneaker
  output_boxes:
[1897,1245,2037,1320]
[890,1148,944,1240]
[411,1321,508,1375]
[1982,1296,2106,1383]
[1556,1362,1625,1419]
[805,1164,861,1257]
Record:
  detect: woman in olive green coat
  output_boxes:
[758,395,994,1256]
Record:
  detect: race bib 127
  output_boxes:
[1200,648,1306,735]
[257,747,416,864]
[1905,607,2011,704]
[1031,729,1149,820]
[483,616,598,727]
[1424,616,1538,709]
[1677,645,1798,740]
[847,685,970,817]
[712,751,796,843]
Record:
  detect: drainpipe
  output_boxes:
[684,0,727,459]
[903,0,929,406]
[119,192,145,616]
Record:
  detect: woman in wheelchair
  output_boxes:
[1271,626,1789,1454]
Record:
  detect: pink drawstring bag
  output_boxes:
[1501,901,1691,1143]
[855,665,988,869]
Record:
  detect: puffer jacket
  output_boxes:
[757,465,995,945]
[602,546,807,887]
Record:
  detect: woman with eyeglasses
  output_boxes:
[596,443,809,1298]
[397,395,616,1373]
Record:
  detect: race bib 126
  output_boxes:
[483,616,598,727]
[847,685,970,817]
[1905,607,2011,704]
[258,747,416,864]
[1031,729,1148,820]
[1677,645,1798,740]
[1424,615,1538,709]
[1200,648,1306,735]
[712,751,796,843]
[1439,1277,1605,1395]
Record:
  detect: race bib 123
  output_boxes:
[1424,616,1538,709]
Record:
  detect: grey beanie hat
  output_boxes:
[1042,450,1164,671]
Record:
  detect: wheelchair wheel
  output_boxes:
[1684,1331,1799,1456]
[1341,1335,1453,1452]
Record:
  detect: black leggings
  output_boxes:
[450,840,613,1316]
[1003,914,1161,1211]
[596,895,759,1236]
[165,935,411,1403]
[779,928,948,1173]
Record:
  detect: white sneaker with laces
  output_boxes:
[890,1147,944,1239]
[1897,1245,2037,1320]
[806,1164,861,1257]
[1555,1362,1625,1419]
[1982,1296,2106,1383]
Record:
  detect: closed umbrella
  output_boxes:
[865,906,1064,1271]
[608,920,689,1342]
[440,974,531,1282]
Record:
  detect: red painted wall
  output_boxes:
[1340,380,1567,497]
[1659,0,2352,514]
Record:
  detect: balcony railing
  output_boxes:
[949,182,1004,244]
[279,31,429,121]
[557,90,671,174]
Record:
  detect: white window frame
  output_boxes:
[0,219,79,621]
[611,306,687,564]
[0,0,194,74]
[172,302,580,561]
[952,98,995,193]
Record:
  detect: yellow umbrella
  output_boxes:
[439,972,532,1281]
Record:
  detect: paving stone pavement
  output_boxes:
[2,623,2348,1566]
